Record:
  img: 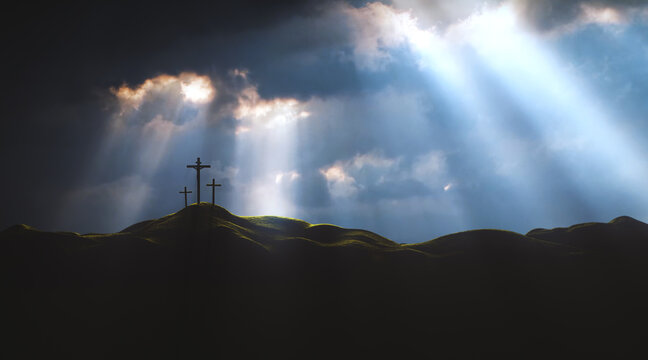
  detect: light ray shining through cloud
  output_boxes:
[21,0,648,242]
[232,74,310,217]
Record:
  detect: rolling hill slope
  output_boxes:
[2,204,648,358]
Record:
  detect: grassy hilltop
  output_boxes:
[2,204,648,358]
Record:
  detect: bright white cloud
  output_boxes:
[111,75,177,111]
[343,2,419,70]
[320,152,400,198]
[320,164,359,198]
[112,72,215,112]
[275,170,301,184]
[233,84,310,131]
[321,149,453,198]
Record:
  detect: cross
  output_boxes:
[179,186,192,208]
[206,178,222,205]
[186,157,210,204]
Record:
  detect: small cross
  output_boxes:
[206,178,222,205]
[179,186,192,208]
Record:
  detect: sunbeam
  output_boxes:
[380,4,557,229]
[232,78,309,217]
[456,4,648,220]
[15,0,647,242]
[361,2,648,231]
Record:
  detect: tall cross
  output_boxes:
[186,157,210,204]
[179,186,192,208]
[206,178,222,205]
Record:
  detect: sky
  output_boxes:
[2,0,648,242]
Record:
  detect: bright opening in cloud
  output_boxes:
[181,75,215,104]
[233,85,310,130]
[112,72,215,111]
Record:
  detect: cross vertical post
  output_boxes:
[186,157,210,204]
[206,178,222,205]
[179,186,192,208]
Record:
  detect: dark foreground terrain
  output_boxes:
[2,204,648,358]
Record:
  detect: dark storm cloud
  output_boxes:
[390,0,504,29]
[513,0,647,31]
[388,1,647,33]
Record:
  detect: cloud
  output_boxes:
[233,84,310,131]
[275,170,301,185]
[319,151,398,199]
[316,148,458,208]
[112,72,215,112]
[320,150,451,200]
[350,151,398,169]
[110,72,215,132]
[179,69,314,134]
[180,75,215,104]
[343,2,416,70]
[320,164,359,198]
[511,0,647,33]
[392,0,503,28]
[206,164,239,186]
[411,151,447,187]
[346,0,648,59]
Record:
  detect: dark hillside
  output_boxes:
[2,204,647,358]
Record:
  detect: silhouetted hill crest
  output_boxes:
[2,205,647,259]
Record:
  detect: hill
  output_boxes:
[2,204,648,358]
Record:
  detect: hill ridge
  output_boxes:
[3,203,647,258]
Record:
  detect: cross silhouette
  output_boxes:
[206,178,222,205]
[179,186,192,208]
[186,157,210,204]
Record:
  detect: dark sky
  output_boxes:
[2,0,648,242]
